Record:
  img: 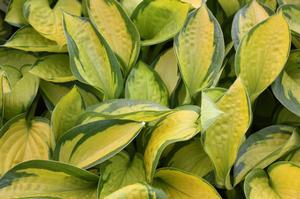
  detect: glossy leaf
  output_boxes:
[144,108,200,182]
[54,120,145,168]
[233,125,300,185]
[235,13,291,101]
[87,0,140,74]
[132,0,189,46]
[153,168,221,199]
[0,115,53,176]
[63,13,124,99]
[202,78,251,188]
[125,61,169,106]
[0,160,98,198]
[30,54,75,83]
[175,5,225,98]
[98,151,146,198]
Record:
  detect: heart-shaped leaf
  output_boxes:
[0,115,53,175]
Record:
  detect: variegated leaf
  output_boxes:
[235,13,290,101]
[233,125,300,185]
[132,0,189,46]
[63,13,124,99]
[0,115,53,175]
[86,0,140,74]
[54,119,145,168]
[144,108,200,182]
[272,50,300,116]
[125,61,169,106]
[202,78,251,189]
[175,4,225,98]
[232,0,271,49]
[0,160,98,198]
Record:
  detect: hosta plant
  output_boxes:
[0,0,299,198]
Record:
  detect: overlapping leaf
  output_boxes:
[232,0,271,49]
[2,65,39,120]
[0,160,98,198]
[105,182,166,199]
[272,50,300,116]
[154,47,180,96]
[24,0,81,46]
[125,61,169,106]
[167,139,214,178]
[132,0,189,46]
[153,168,221,199]
[30,54,75,83]
[144,108,200,182]
[63,13,123,99]
[4,26,68,52]
[0,115,53,176]
[244,161,300,199]
[54,119,145,168]
[83,99,171,123]
[86,0,140,74]
[5,0,28,27]
[97,151,146,198]
[235,13,291,102]
[233,125,300,185]
[175,4,225,98]
[51,86,85,140]
[202,78,251,188]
